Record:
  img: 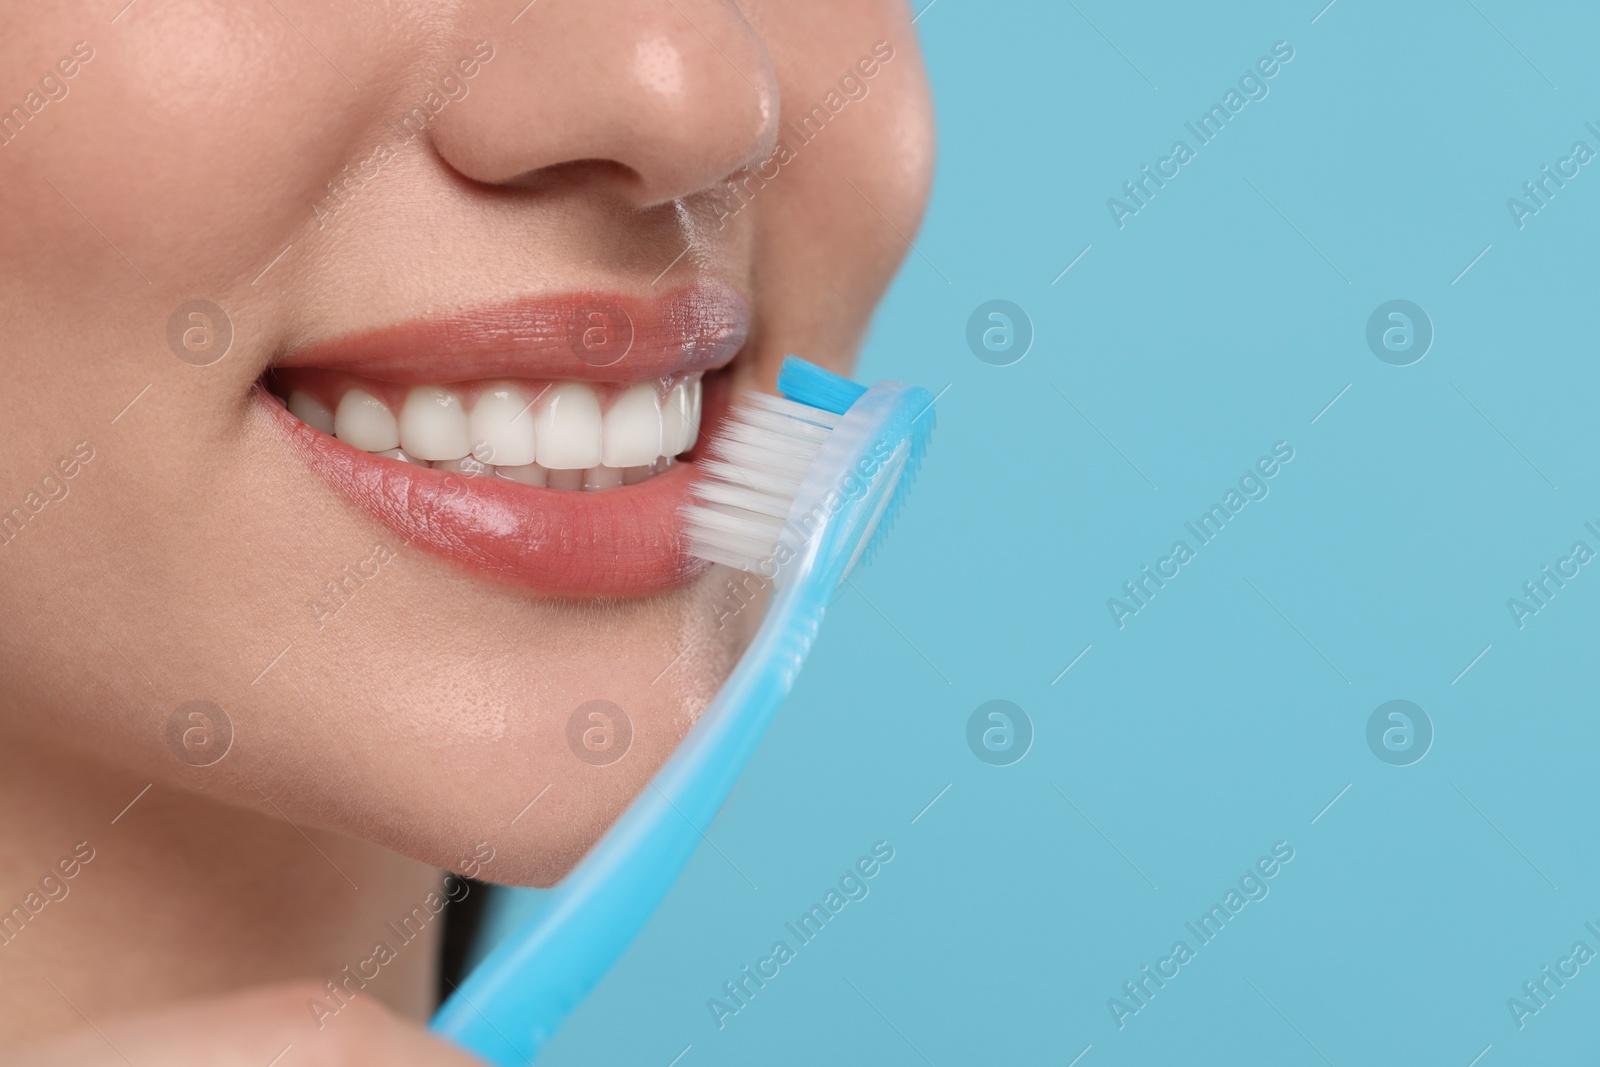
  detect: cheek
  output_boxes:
[781,16,933,227]
[0,3,428,293]
[865,48,937,220]
[737,0,934,372]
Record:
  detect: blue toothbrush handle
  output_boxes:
[431,581,820,1065]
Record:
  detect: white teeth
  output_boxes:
[399,386,471,461]
[661,379,693,457]
[285,373,703,489]
[288,391,335,435]
[547,467,585,491]
[533,382,603,470]
[496,462,548,486]
[584,466,626,491]
[334,389,400,452]
[684,376,702,451]
[432,456,492,476]
[469,384,537,467]
[601,383,663,468]
[376,447,430,466]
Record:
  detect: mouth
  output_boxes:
[261,284,747,598]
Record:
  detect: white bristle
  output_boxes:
[683,390,836,573]
[745,392,844,428]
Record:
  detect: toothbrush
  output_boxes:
[430,356,935,1065]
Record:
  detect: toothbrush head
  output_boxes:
[684,356,935,584]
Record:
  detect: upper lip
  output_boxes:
[272,282,750,383]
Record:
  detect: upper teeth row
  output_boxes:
[285,378,702,470]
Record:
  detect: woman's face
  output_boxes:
[0,1,931,883]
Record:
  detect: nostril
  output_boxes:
[489,158,641,195]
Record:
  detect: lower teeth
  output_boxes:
[368,448,674,491]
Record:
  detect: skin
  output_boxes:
[0,0,932,1058]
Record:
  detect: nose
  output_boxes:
[430,0,779,207]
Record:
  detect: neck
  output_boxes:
[0,742,443,1044]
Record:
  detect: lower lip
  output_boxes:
[261,391,715,599]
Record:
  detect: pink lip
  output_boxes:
[265,286,744,598]
[274,284,749,383]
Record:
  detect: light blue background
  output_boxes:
[491,2,1600,1063]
